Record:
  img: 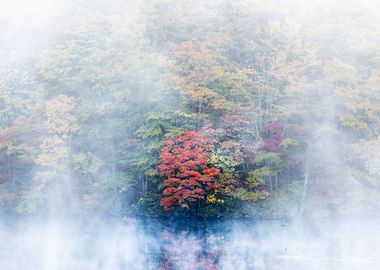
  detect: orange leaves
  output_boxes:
[203,168,220,177]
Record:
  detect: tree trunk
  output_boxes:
[258,90,263,131]
[275,173,278,195]
[269,176,273,193]
[7,150,14,191]
[111,140,117,195]
[302,161,310,200]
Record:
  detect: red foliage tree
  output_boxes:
[158,131,220,211]
[262,121,284,152]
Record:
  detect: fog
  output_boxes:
[1,218,380,269]
[1,0,380,269]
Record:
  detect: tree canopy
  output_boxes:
[1,0,380,219]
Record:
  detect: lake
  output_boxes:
[1,217,379,270]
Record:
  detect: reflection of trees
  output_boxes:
[159,229,221,270]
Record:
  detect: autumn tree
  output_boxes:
[18,95,79,212]
[158,131,220,212]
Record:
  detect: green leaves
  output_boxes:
[1,0,379,219]
[235,188,269,202]
[247,168,273,188]
[136,126,163,139]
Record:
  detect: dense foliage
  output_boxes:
[1,0,380,219]
[159,131,220,212]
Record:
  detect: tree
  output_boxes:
[158,131,220,211]
[19,95,79,212]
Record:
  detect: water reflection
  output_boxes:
[1,218,380,270]
[159,228,220,270]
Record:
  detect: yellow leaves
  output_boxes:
[280,138,298,149]
[236,188,270,202]
[191,87,217,100]
[36,136,69,170]
[335,67,380,137]
[325,58,359,85]
[206,193,224,204]
[44,95,79,137]
[211,99,234,111]
[34,94,78,175]
[72,152,103,175]
[340,115,368,131]
[206,194,217,203]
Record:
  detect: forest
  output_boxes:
[1,0,380,220]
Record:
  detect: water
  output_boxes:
[1,217,379,270]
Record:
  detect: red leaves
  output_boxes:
[158,131,220,211]
[0,192,21,202]
[0,129,12,144]
[182,170,201,178]
[160,198,177,210]
[163,187,178,196]
[262,121,284,153]
[164,178,181,185]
